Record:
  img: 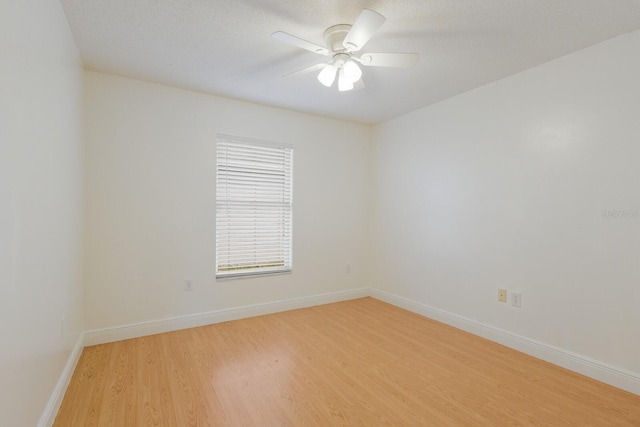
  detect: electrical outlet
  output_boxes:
[498,289,507,303]
[511,291,522,308]
[184,280,193,292]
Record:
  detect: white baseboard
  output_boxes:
[370,288,640,396]
[84,287,369,346]
[37,334,85,427]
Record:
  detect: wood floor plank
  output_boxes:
[54,298,640,426]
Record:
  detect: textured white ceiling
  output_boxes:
[60,0,640,124]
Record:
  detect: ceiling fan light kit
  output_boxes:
[338,68,354,91]
[343,60,362,83]
[272,9,419,92]
[317,64,338,87]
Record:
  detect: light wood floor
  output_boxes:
[55,298,640,426]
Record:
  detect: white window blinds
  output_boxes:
[216,135,293,278]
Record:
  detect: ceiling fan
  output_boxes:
[272,9,419,92]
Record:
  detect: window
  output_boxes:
[216,135,293,278]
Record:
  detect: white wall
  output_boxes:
[372,31,640,375]
[0,1,84,426]
[84,72,372,330]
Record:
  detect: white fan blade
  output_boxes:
[271,31,330,55]
[283,63,326,78]
[358,53,419,67]
[343,9,386,52]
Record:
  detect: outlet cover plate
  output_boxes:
[511,291,522,307]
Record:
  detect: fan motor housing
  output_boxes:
[323,24,352,52]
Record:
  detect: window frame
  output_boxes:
[215,134,293,279]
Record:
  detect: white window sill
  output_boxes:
[215,269,292,281]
